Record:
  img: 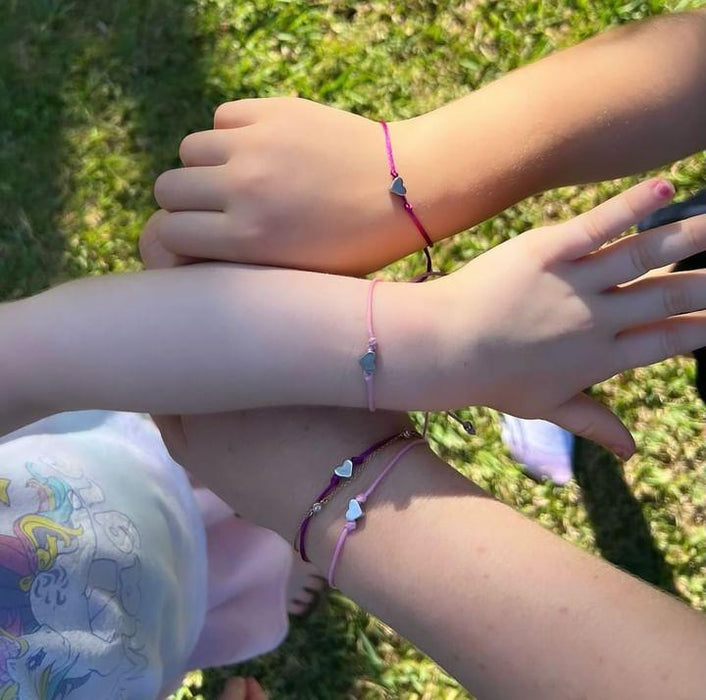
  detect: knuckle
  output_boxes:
[619,193,640,226]
[581,212,606,251]
[267,95,299,108]
[234,215,268,245]
[628,238,657,277]
[213,101,237,126]
[660,325,683,359]
[522,227,556,268]
[662,282,691,317]
[229,158,271,193]
[573,417,598,440]
[681,215,703,254]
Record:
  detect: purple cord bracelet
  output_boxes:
[294,430,408,562]
[328,436,426,587]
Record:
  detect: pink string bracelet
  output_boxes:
[293,430,408,562]
[327,435,426,588]
[380,120,434,272]
[359,278,381,412]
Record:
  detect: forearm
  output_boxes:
[0,265,457,432]
[323,453,706,699]
[405,9,706,242]
[175,407,706,699]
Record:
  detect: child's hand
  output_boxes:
[140,178,706,457]
[147,97,435,275]
[434,178,704,455]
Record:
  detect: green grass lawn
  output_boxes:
[1,1,705,698]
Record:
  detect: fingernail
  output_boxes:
[652,179,674,200]
[614,446,633,461]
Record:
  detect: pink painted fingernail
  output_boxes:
[652,179,674,200]
[614,445,633,461]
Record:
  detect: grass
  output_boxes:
[1,1,705,698]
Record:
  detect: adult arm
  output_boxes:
[159,407,706,700]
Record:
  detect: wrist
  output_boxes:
[370,279,452,411]
[204,408,412,541]
[433,273,492,410]
[387,115,463,244]
[303,430,428,571]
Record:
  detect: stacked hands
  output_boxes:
[5,95,706,697]
[9,12,706,694]
[5,98,706,464]
[139,99,706,459]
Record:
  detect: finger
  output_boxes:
[579,213,706,289]
[154,165,228,211]
[605,270,706,329]
[218,677,247,700]
[154,210,237,261]
[617,311,706,369]
[246,677,268,700]
[140,212,197,269]
[179,129,240,166]
[151,414,188,463]
[543,393,635,459]
[214,98,266,128]
[549,178,674,262]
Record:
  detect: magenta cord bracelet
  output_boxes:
[327,436,426,588]
[294,430,408,562]
[380,120,434,260]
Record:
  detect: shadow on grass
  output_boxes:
[573,439,678,596]
[0,0,220,300]
[2,6,375,697]
[0,1,71,300]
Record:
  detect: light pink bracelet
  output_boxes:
[358,278,381,412]
[327,437,426,587]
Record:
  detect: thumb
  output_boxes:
[140,210,196,270]
[543,393,635,460]
[218,677,247,700]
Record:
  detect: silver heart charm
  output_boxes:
[390,175,407,197]
[359,350,377,374]
[334,459,354,478]
[345,498,363,521]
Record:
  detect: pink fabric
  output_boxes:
[3,411,294,695]
[98,416,294,669]
[188,488,293,670]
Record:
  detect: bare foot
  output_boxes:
[287,557,327,618]
[218,677,267,700]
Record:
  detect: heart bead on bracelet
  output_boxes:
[390,175,407,197]
[358,347,377,375]
[334,459,354,478]
[345,498,364,522]
[294,430,410,562]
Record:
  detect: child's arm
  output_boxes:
[5,181,706,454]
[150,10,706,274]
[157,406,706,700]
